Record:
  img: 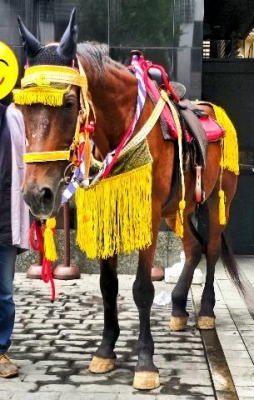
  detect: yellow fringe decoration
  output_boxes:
[218,189,226,225]
[13,87,68,106]
[43,218,58,261]
[75,163,152,259]
[209,103,239,225]
[210,104,239,175]
[175,199,186,238]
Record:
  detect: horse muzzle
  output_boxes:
[23,184,62,219]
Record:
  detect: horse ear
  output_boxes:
[17,15,43,58]
[57,8,78,61]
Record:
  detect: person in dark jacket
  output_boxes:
[0,41,30,378]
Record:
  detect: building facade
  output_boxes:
[0,0,203,100]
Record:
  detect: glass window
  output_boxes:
[0,0,204,98]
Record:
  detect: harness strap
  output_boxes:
[164,95,185,199]
[195,165,203,203]
[119,90,169,158]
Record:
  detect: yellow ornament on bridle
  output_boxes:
[13,61,95,164]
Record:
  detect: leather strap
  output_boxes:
[195,165,204,203]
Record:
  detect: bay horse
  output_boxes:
[15,9,244,390]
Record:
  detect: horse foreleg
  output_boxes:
[132,249,160,390]
[89,256,120,373]
[167,215,203,331]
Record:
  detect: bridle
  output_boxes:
[13,60,95,168]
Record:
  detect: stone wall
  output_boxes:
[16,230,183,275]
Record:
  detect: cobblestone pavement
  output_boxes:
[0,273,216,400]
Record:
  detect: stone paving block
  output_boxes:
[24,323,56,330]
[23,374,62,383]
[229,365,254,377]
[236,386,254,398]
[116,395,156,400]
[0,381,38,392]
[225,355,254,368]
[68,374,109,384]
[164,370,211,387]
[156,397,214,400]
[38,384,76,392]
[216,340,246,351]
[76,383,138,394]
[35,360,70,367]
[0,392,12,400]
[232,375,254,387]
[48,352,94,361]
[12,393,60,400]
[11,334,37,340]
[18,364,47,375]
[60,394,117,400]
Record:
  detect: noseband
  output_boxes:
[13,60,95,165]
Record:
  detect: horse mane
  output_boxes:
[77,41,128,80]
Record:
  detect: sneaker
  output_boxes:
[0,354,18,378]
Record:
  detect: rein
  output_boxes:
[29,220,56,302]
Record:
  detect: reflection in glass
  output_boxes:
[0,0,204,99]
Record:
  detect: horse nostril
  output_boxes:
[22,185,58,218]
[40,187,54,205]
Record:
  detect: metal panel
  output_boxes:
[203,58,254,254]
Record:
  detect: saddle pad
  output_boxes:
[181,99,225,143]
[199,115,225,142]
[184,114,225,143]
[148,80,224,143]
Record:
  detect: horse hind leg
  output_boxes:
[197,210,222,330]
[198,169,238,330]
[89,256,120,373]
[168,214,203,331]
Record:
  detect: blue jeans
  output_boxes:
[0,245,18,354]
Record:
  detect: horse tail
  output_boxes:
[221,229,254,315]
[220,229,245,295]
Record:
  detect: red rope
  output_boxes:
[101,114,136,178]
[29,220,56,302]
[147,62,180,103]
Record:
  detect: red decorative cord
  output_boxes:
[29,220,56,302]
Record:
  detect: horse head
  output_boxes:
[16,8,86,219]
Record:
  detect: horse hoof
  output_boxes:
[88,355,116,373]
[133,371,160,390]
[198,316,216,330]
[151,266,164,281]
[169,316,188,331]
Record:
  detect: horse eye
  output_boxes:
[63,99,76,109]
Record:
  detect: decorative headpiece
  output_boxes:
[14,8,87,108]
[13,8,95,165]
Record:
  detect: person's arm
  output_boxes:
[6,103,30,250]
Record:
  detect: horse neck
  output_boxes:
[84,61,138,158]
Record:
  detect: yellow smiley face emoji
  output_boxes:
[0,41,19,100]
